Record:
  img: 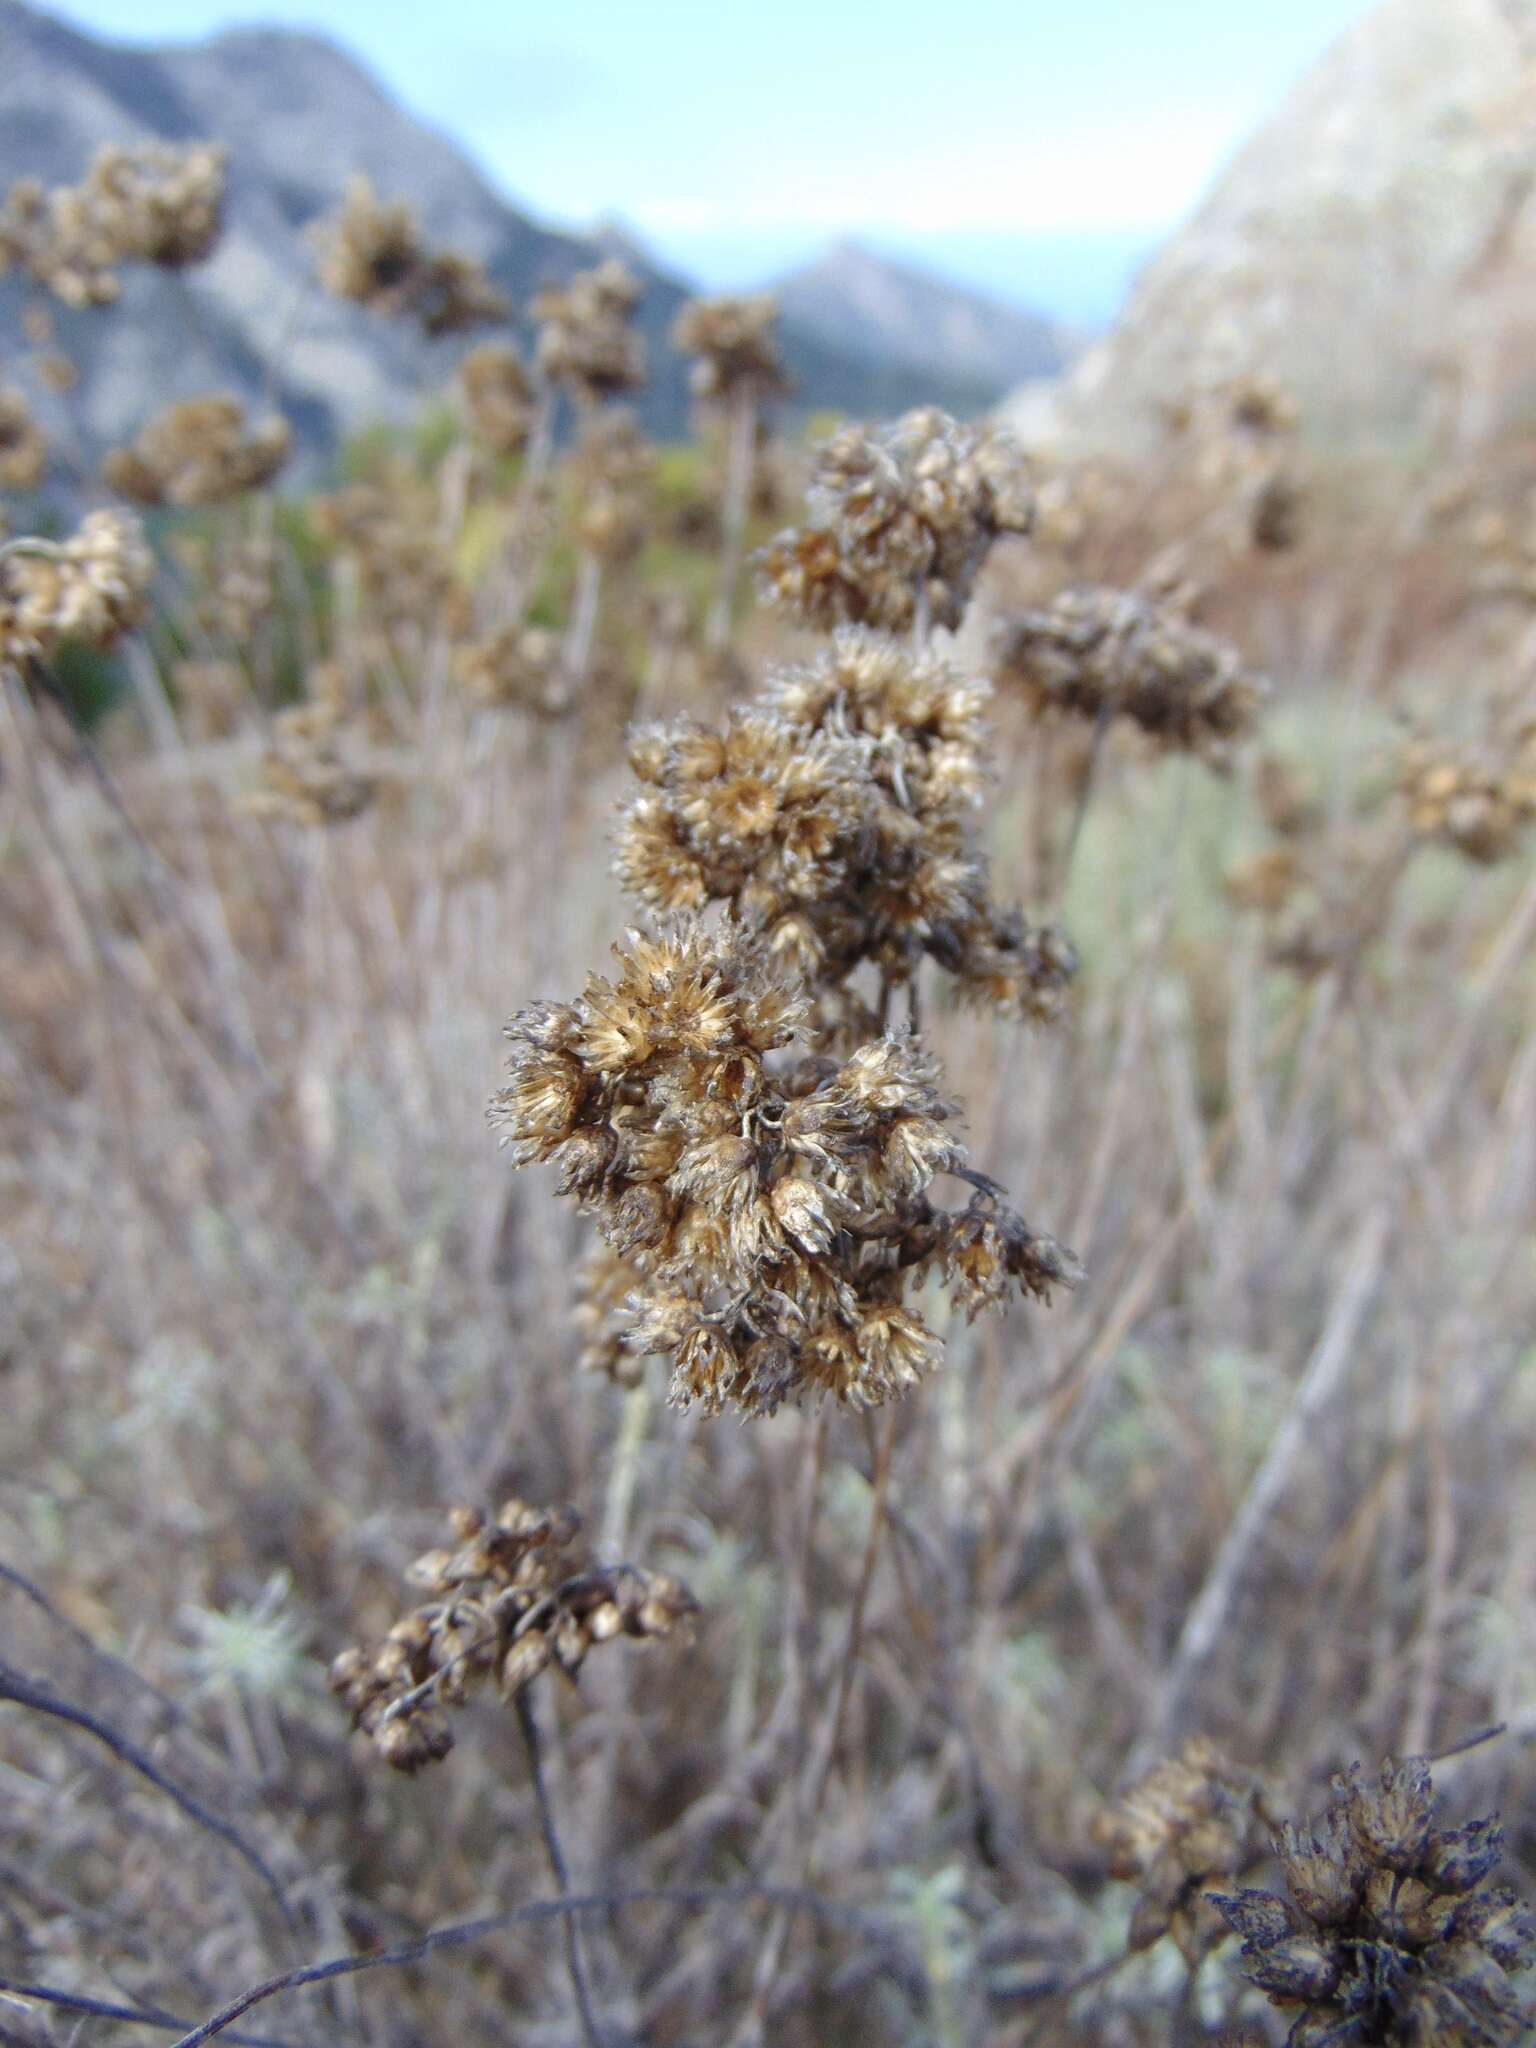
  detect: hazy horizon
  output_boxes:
[31,0,1374,325]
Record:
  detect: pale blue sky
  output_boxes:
[51,0,1373,321]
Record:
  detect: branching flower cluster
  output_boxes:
[759,408,1034,633]
[330,1496,697,1772]
[532,258,646,407]
[1215,1757,1534,2047]
[492,922,1077,1416]
[616,630,1076,1029]
[315,176,508,338]
[0,511,154,671]
[992,584,1265,762]
[103,395,291,506]
[0,144,226,306]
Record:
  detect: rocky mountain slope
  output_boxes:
[1007,0,1536,464]
[0,0,1019,467]
[775,240,1073,395]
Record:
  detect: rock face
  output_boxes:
[0,0,1012,469]
[1006,0,1536,462]
[775,240,1073,397]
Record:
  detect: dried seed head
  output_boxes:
[103,395,290,506]
[533,258,646,405]
[673,292,789,404]
[0,511,154,670]
[315,176,508,336]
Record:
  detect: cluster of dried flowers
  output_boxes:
[1215,1756,1534,2047]
[992,584,1265,762]
[759,408,1034,634]
[615,631,1076,1031]
[493,924,1078,1415]
[1094,1738,1276,1963]
[568,408,656,565]
[1398,721,1536,866]
[458,341,537,457]
[532,258,646,407]
[0,511,154,672]
[0,387,47,493]
[457,623,568,716]
[0,143,226,306]
[673,293,789,405]
[330,1496,696,1772]
[102,395,290,506]
[248,700,377,828]
[315,176,507,338]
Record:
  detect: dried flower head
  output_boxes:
[0,511,153,670]
[568,407,655,563]
[330,1496,697,1772]
[533,258,646,405]
[247,699,376,828]
[1214,1756,1535,2047]
[457,624,569,716]
[759,409,1034,633]
[0,144,225,305]
[491,921,1077,1416]
[315,177,508,337]
[615,630,1076,1026]
[103,395,290,506]
[459,341,537,456]
[673,292,790,404]
[992,585,1265,762]
[1094,1739,1273,1964]
[0,387,47,493]
[1398,722,1536,866]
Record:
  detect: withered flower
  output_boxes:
[491,922,1076,1416]
[673,293,789,405]
[533,258,646,406]
[758,408,1033,634]
[459,341,537,457]
[331,1496,697,1772]
[1214,1756,1535,2047]
[103,395,290,506]
[315,176,508,337]
[0,387,47,493]
[1093,1738,1273,1964]
[1399,722,1536,866]
[0,511,153,670]
[992,585,1265,762]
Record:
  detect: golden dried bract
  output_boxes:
[1214,1756,1535,2047]
[330,1495,697,1772]
[992,584,1265,762]
[103,395,290,506]
[1398,722,1536,866]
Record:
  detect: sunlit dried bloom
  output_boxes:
[457,624,569,716]
[568,407,655,563]
[673,292,790,404]
[0,172,121,307]
[758,409,1034,633]
[993,585,1265,762]
[314,176,508,336]
[103,395,290,506]
[1214,1756,1534,2047]
[0,387,47,492]
[492,921,1076,1416]
[458,342,537,456]
[615,631,1076,1025]
[331,1496,697,1772]
[533,257,646,405]
[1094,1739,1273,1964]
[1398,722,1536,866]
[0,510,153,670]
